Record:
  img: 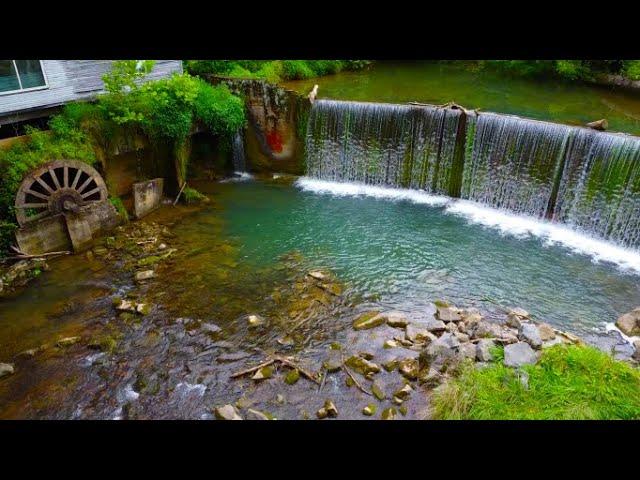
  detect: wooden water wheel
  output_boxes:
[14,160,108,226]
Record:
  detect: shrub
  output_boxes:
[432,344,640,420]
[624,60,640,81]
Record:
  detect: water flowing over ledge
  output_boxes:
[295,177,640,274]
[305,99,640,249]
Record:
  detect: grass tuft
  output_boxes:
[432,344,640,420]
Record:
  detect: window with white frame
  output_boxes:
[0,60,47,94]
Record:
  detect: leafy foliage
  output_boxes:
[432,344,640,420]
[184,60,372,82]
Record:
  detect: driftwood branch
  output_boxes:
[2,250,71,262]
[230,355,320,385]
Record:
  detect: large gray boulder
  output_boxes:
[504,342,538,367]
[476,339,495,362]
[519,323,543,349]
[615,308,640,336]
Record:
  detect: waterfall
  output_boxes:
[305,99,640,249]
[232,129,246,173]
[306,100,464,195]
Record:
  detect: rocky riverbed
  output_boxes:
[1,180,639,420]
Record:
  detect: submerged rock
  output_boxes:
[285,369,300,385]
[317,400,338,419]
[214,404,243,420]
[363,403,377,416]
[371,379,386,400]
[381,407,397,420]
[323,350,343,372]
[615,308,640,336]
[504,342,538,367]
[252,366,274,380]
[352,311,384,330]
[0,363,15,379]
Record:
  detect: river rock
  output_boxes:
[405,324,437,344]
[398,358,419,380]
[384,339,400,349]
[352,311,385,330]
[504,342,538,367]
[633,340,640,362]
[323,400,338,418]
[455,332,470,343]
[586,118,608,131]
[419,367,445,387]
[323,350,343,372]
[425,319,447,333]
[56,336,81,348]
[471,321,503,339]
[307,270,327,281]
[201,322,222,335]
[615,308,640,336]
[385,311,410,328]
[252,366,274,380]
[519,323,543,349]
[247,314,266,328]
[246,409,271,420]
[461,308,483,324]
[476,339,495,362]
[116,299,137,313]
[436,305,464,322]
[135,270,155,281]
[393,384,413,402]
[371,379,386,400]
[345,356,380,377]
[285,369,300,385]
[537,323,556,341]
[363,403,377,416]
[215,404,243,420]
[381,407,397,420]
[0,363,15,378]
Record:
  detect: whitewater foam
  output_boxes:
[295,177,640,274]
[220,171,254,183]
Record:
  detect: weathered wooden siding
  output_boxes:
[0,60,183,122]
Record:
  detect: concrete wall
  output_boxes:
[133,178,164,219]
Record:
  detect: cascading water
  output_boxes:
[232,129,246,173]
[305,99,640,249]
[306,100,463,195]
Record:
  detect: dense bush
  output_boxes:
[432,344,640,420]
[474,60,640,83]
[184,60,372,82]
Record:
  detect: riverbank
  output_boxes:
[1,177,638,420]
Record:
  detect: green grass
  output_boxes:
[432,344,640,420]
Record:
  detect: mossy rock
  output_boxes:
[381,407,397,420]
[363,403,377,416]
[285,369,300,385]
[352,311,384,330]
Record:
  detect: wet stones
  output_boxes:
[246,409,271,420]
[615,307,640,336]
[0,363,15,379]
[393,384,413,404]
[504,342,538,367]
[397,358,419,380]
[381,407,397,420]
[214,404,243,420]
[371,379,386,400]
[352,311,384,330]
